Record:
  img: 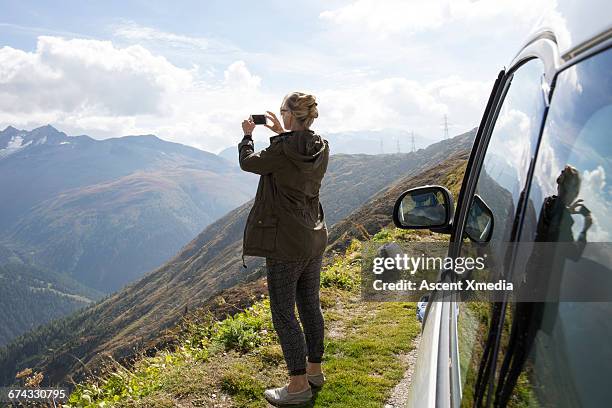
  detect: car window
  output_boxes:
[493,47,612,408]
[455,58,546,406]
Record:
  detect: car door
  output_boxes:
[491,43,612,408]
[448,54,550,407]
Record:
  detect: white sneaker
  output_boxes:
[264,385,312,406]
[307,373,325,388]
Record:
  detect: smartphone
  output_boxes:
[251,114,267,125]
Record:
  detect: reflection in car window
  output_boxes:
[457,58,546,406]
[496,47,612,407]
[399,190,446,227]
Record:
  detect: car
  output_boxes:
[391,4,612,407]
[417,295,429,323]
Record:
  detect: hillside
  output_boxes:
[327,149,469,251]
[0,262,104,347]
[217,128,439,161]
[59,150,471,407]
[321,130,473,226]
[0,242,105,349]
[0,125,257,293]
[6,167,254,292]
[0,129,474,388]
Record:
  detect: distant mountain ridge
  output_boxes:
[0,125,76,158]
[0,128,476,387]
[0,125,257,294]
[217,128,440,163]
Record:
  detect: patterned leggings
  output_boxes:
[265,255,325,376]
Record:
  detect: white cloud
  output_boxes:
[113,23,210,50]
[319,0,556,37]
[0,33,489,153]
[0,36,192,116]
[0,36,279,151]
[320,1,448,36]
[577,166,610,242]
[316,75,489,141]
[315,0,561,88]
[111,21,243,58]
[223,61,261,90]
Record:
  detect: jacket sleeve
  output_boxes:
[321,140,330,175]
[238,136,284,175]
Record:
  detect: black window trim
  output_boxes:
[440,68,507,408]
[450,56,539,249]
[448,56,549,408]
[469,57,545,408]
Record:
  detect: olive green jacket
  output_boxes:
[238,129,329,262]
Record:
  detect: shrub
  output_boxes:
[66,353,173,406]
[321,257,360,291]
[211,301,274,352]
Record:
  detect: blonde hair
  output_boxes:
[282,91,318,129]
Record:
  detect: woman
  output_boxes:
[238,91,329,405]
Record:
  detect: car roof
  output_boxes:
[525,0,611,61]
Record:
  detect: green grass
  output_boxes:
[220,363,267,407]
[321,239,362,291]
[314,302,419,407]
[371,227,449,244]
[67,351,182,406]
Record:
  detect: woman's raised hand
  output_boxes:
[264,111,285,134]
[568,199,586,214]
[242,118,256,135]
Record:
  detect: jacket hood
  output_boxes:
[274,130,328,172]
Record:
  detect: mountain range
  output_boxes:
[0,125,257,293]
[216,128,439,163]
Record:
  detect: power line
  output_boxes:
[443,114,450,140]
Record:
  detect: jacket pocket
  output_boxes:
[246,216,278,252]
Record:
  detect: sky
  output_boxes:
[0,0,558,153]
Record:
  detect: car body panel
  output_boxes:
[403,6,611,407]
[525,0,612,60]
[407,297,443,408]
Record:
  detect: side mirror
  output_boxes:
[392,185,454,232]
[464,194,494,243]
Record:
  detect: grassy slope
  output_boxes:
[62,238,421,408]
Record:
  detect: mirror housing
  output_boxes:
[464,194,494,243]
[392,185,454,233]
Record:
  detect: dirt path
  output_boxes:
[384,334,421,408]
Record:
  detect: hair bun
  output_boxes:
[308,100,319,118]
[283,91,319,127]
